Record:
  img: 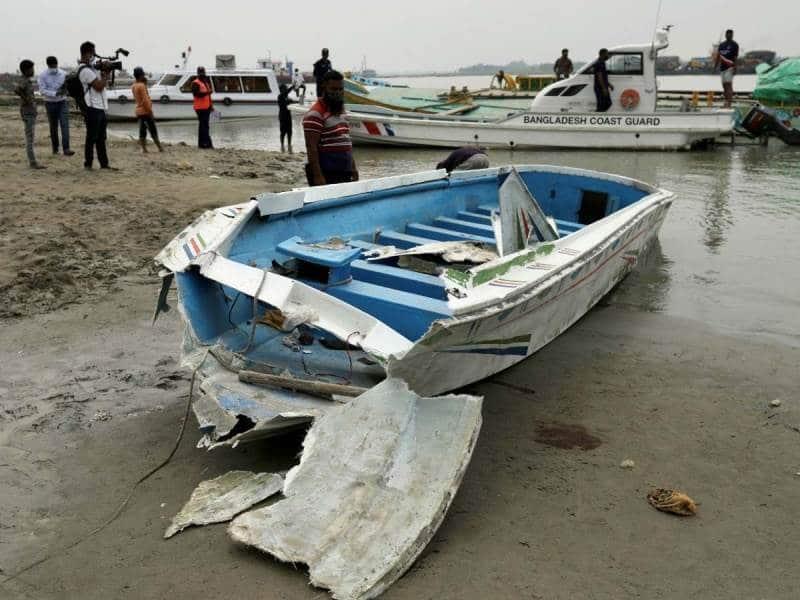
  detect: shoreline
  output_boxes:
[1,104,798,599]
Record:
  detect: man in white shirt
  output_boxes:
[292,68,306,104]
[78,40,112,170]
[37,56,74,156]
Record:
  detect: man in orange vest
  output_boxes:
[192,66,214,149]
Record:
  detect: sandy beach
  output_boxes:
[1,105,798,599]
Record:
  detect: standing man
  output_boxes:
[593,48,614,112]
[302,70,358,186]
[277,84,296,153]
[291,68,306,104]
[37,56,73,156]
[554,48,573,80]
[132,67,163,153]
[191,67,214,149]
[714,29,739,108]
[313,48,332,98]
[14,60,44,169]
[78,41,112,170]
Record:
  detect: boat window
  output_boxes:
[561,84,587,97]
[158,74,182,86]
[606,53,644,75]
[241,76,271,93]
[545,87,565,97]
[578,190,609,225]
[212,76,243,93]
[179,76,197,93]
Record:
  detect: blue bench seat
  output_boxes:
[433,217,495,237]
[405,223,495,245]
[326,280,450,340]
[276,236,361,267]
[350,260,446,300]
[457,210,493,225]
[377,230,441,249]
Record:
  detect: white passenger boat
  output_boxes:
[106,66,286,120]
[342,29,735,150]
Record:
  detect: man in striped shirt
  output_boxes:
[302,70,359,186]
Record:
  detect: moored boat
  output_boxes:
[106,63,287,121]
[341,29,735,150]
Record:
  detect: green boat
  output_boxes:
[343,78,531,120]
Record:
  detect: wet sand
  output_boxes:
[1,107,798,599]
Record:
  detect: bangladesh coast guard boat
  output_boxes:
[343,28,734,150]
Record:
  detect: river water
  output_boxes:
[108,73,799,348]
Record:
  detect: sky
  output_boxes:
[1,0,798,74]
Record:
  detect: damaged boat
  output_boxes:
[154,164,673,598]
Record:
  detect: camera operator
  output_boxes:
[78,40,114,170]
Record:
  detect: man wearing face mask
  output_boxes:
[302,70,359,186]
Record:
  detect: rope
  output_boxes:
[1,354,205,587]
[237,268,269,354]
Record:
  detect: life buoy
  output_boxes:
[620,89,640,110]
[160,95,170,104]
[222,97,233,106]
[117,95,127,103]
[793,107,800,117]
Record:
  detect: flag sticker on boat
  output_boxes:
[489,278,526,289]
[440,334,532,356]
[362,121,395,137]
[525,262,557,270]
[182,234,208,259]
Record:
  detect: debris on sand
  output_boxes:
[647,488,697,516]
[619,459,635,469]
[165,471,284,538]
[228,378,482,600]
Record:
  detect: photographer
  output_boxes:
[78,41,113,170]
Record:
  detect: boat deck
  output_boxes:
[270,204,584,341]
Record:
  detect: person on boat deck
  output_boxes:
[278,84,296,153]
[554,48,573,80]
[313,48,332,97]
[594,48,614,113]
[14,60,43,169]
[714,29,739,108]
[491,70,507,89]
[291,68,306,103]
[37,56,74,156]
[302,70,358,186]
[436,146,489,173]
[191,66,214,149]
[131,67,163,153]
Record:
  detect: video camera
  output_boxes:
[92,48,129,85]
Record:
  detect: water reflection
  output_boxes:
[606,238,672,312]
[701,151,734,254]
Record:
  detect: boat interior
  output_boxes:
[177,170,649,384]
